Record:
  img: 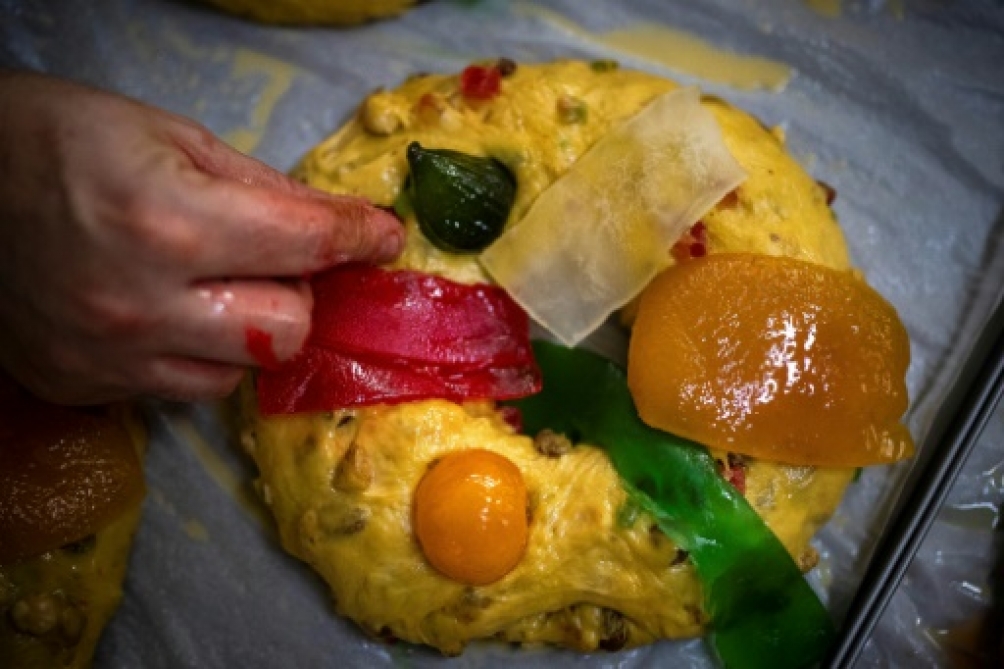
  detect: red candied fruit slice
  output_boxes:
[460,65,502,100]
[257,346,540,414]
[310,263,533,370]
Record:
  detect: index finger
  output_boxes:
[161,114,404,277]
[163,170,404,277]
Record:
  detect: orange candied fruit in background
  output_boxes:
[627,253,914,467]
[0,381,145,564]
[413,448,529,586]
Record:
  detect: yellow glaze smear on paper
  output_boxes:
[224,48,300,154]
[804,0,905,19]
[805,0,842,18]
[160,25,225,61]
[517,3,792,91]
[169,413,274,532]
[123,22,300,153]
[184,518,210,542]
[600,25,792,92]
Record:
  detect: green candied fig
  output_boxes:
[406,142,516,253]
[511,341,835,669]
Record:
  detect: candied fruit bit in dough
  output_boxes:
[627,253,914,467]
[413,448,528,585]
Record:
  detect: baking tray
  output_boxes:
[1,0,1002,666]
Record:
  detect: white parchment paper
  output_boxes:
[1,0,1002,666]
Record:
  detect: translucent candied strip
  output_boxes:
[481,86,747,346]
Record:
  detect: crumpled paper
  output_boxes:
[1,0,1002,666]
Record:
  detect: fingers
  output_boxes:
[120,278,307,402]
[1,359,244,406]
[162,116,404,277]
[163,278,314,368]
[140,276,311,400]
[157,159,402,278]
[144,356,247,403]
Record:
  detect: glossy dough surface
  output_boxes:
[241,60,856,654]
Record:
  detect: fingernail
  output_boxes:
[371,205,402,228]
[378,227,405,260]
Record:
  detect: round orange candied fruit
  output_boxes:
[627,253,914,467]
[413,448,529,586]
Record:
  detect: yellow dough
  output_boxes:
[199,0,416,25]
[0,406,146,669]
[241,60,855,654]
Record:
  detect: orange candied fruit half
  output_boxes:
[627,253,914,467]
[0,380,145,564]
[413,448,528,586]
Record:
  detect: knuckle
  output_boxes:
[185,123,219,155]
[113,187,157,238]
[78,291,152,340]
[114,155,204,264]
[155,218,203,263]
[125,208,202,266]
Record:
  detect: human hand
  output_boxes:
[0,70,403,404]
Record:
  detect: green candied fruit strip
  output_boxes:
[511,341,834,669]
